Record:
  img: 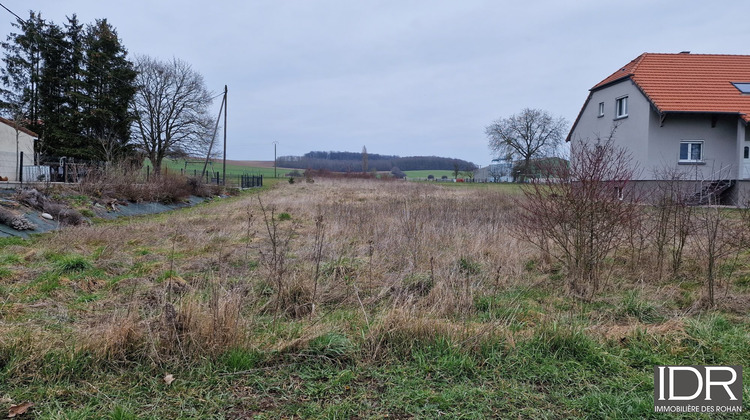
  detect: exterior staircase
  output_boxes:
[686,179,735,205]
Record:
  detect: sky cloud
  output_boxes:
[1,0,747,165]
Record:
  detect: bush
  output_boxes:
[77,163,213,203]
[517,133,639,297]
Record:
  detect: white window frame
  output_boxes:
[598,102,604,117]
[679,140,703,163]
[615,96,628,119]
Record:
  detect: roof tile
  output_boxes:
[592,53,750,122]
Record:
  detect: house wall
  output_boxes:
[570,78,744,182]
[0,124,35,182]
[569,79,650,180]
[646,113,739,180]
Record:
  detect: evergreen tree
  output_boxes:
[79,19,137,161]
[61,15,86,156]
[1,12,136,161]
[37,20,69,157]
[0,11,46,133]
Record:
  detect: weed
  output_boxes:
[303,332,356,363]
[457,256,481,275]
[54,255,92,273]
[618,290,662,323]
[219,348,264,371]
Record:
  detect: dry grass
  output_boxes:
[1,177,748,376]
[74,163,220,203]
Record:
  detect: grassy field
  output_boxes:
[403,170,459,179]
[0,179,748,418]
[158,158,294,180]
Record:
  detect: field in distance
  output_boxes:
[404,169,464,179]
[160,158,293,179]
[161,160,467,181]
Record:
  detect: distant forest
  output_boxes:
[277,151,477,172]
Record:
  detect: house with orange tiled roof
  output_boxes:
[0,117,37,182]
[567,52,750,204]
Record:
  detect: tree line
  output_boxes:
[0,10,214,174]
[278,151,477,173]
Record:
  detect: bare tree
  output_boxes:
[95,124,122,164]
[516,132,639,297]
[131,55,213,174]
[486,108,567,182]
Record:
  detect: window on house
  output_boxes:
[598,102,604,117]
[615,186,624,200]
[744,146,749,159]
[615,96,628,118]
[679,141,703,162]
[732,83,750,94]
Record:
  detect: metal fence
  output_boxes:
[240,174,263,188]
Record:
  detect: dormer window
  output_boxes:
[615,96,628,119]
[732,82,750,94]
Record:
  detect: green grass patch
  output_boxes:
[54,255,92,273]
[160,158,294,179]
[403,169,458,179]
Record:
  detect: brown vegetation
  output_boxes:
[2,176,748,375]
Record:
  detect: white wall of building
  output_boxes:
[0,122,36,182]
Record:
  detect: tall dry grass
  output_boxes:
[3,177,747,374]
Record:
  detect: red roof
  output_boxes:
[592,53,750,122]
[0,116,39,137]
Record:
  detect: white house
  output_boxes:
[0,117,37,182]
[567,52,750,204]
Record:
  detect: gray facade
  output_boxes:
[569,79,749,185]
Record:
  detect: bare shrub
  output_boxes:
[257,196,302,318]
[648,168,694,279]
[517,136,639,297]
[15,188,84,225]
[77,163,212,203]
[693,205,748,308]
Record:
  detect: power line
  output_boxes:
[0,2,24,23]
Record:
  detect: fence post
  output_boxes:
[62,158,68,183]
[146,166,150,182]
[18,151,23,184]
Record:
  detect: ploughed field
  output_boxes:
[0,179,748,418]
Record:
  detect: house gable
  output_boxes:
[567,53,750,184]
[0,117,39,138]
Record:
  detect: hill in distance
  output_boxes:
[276,151,477,173]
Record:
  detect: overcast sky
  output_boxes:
[1,0,747,165]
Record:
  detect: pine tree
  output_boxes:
[38,20,69,157]
[80,19,137,161]
[0,11,46,134]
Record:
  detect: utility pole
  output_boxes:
[222,85,227,185]
[273,141,278,178]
